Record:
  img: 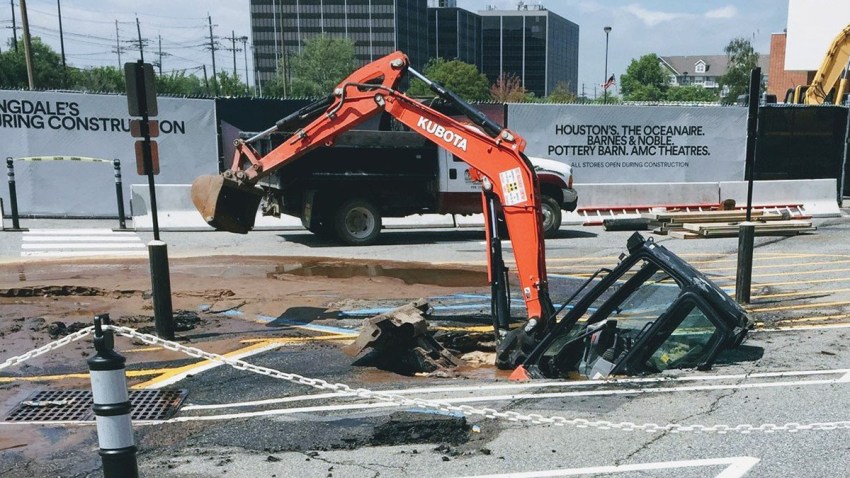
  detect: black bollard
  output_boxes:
[6,158,21,231]
[88,314,139,478]
[735,224,755,304]
[148,241,175,339]
[113,159,126,230]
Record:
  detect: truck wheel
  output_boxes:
[540,195,562,238]
[333,198,382,246]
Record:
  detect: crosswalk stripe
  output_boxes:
[22,236,143,242]
[22,243,145,249]
[20,228,147,258]
[21,251,148,258]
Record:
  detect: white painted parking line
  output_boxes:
[167,368,850,422]
[181,368,850,411]
[455,456,760,478]
[21,228,145,258]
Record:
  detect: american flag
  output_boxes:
[602,74,616,90]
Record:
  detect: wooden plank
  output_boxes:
[682,220,813,234]
[668,230,702,239]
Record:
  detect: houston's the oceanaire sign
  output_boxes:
[507,104,748,184]
[0,90,216,216]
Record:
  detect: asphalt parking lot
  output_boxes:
[1,214,850,477]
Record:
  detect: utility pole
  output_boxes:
[228,30,238,76]
[207,15,218,95]
[157,35,162,75]
[135,16,144,62]
[10,0,18,52]
[114,20,122,68]
[19,0,34,89]
[240,36,249,94]
[57,0,66,83]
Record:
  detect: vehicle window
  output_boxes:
[646,306,718,372]
[598,265,682,336]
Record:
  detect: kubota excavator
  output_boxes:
[191,51,554,370]
[192,52,752,379]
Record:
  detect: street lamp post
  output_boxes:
[603,26,612,104]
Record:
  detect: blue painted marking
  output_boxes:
[256,315,356,335]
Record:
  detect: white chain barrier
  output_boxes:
[2,324,848,434]
[0,326,94,372]
[102,325,850,435]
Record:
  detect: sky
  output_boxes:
[1,1,789,97]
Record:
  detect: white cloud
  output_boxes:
[705,6,738,19]
[624,4,689,27]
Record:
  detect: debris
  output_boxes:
[602,217,651,231]
[345,300,463,375]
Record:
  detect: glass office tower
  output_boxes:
[250,0,428,90]
[479,7,578,97]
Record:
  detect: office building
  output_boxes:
[478,6,579,97]
[250,0,428,89]
[428,5,481,67]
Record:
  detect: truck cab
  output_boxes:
[254,130,577,245]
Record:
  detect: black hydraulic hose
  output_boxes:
[275,94,335,132]
[407,67,503,138]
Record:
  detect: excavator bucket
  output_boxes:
[191,174,264,234]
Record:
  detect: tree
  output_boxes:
[546,81,576,103]
[157,71,206,96]
[490,73,532,102]
[71,66,125,92]
[666,85,719,102]
[0,37,66,89]
[216,71,246,96]
[265,35,356,98]
[407,58,490,101]
[719,37,761,105]
[619,53,669,101]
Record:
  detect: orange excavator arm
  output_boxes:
[192,51,555,366]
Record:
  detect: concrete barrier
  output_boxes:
[719,179,841,217]
[130,184,457,231]
[575,182,720,210]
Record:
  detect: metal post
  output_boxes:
[6,158,21,230]
[148,241,174,340]
[735,68,761,304]
[113,159,126,230]
[88,314,139,478]
[603,31,609,104]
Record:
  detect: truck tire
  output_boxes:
[333,198,382,246]
[301,216,333,238]
[540,195,562,238]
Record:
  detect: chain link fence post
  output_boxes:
[88,314,138,478]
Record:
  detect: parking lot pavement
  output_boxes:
[1,214,850,477]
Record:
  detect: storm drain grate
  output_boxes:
[4,389,188,422]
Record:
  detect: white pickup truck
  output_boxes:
[259,130,577,245]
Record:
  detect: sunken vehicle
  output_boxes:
[509,233,753,380]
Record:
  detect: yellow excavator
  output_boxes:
[786,23,850,104]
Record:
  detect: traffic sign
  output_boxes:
[124,61,158,117]
[135,141,159,175]
[130,119,159,138]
